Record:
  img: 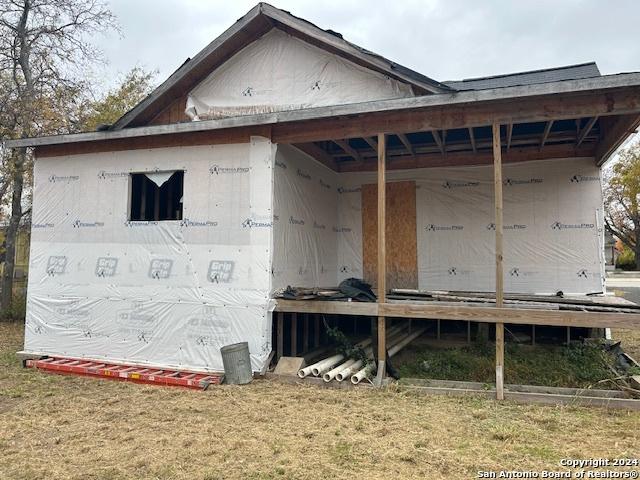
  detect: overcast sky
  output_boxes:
[96,0,640,92]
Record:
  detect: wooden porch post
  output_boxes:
[374,133,387,386]
[492,122,505,401]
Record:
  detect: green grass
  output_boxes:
[396,342,616,388]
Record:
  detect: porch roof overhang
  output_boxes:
[4,72,640,167]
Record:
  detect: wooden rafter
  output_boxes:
[364,136,378,151]
[540,120,554,150]
[397,133,414,155]
[576,116,598,146]
[333,139,361,160]
[468,127,477,153]
[506,123,513,151]
[432,130,444,154]
[293,143,338,170]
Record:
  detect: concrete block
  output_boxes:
[273,356,305,376]
[16,351,47,367]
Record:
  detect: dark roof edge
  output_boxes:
[446,62,600,84]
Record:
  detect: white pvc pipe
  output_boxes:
[335,359,363,382]
[311,354,344,376]
[350,328,426,384]
[351,363,375,384]
[323,358,356,382]
[297,324,406,379]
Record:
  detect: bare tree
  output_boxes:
[604,140,640,269]
[0,0,117,312]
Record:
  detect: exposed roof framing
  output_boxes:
[333,139,361,161]
[540,121,554,149]
[397,134,414,156]
[110,3,450,130]
[468,128,477,153]
[577,117,598,146]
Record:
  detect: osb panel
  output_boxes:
[362,180,418,291]
[148,95,191,126]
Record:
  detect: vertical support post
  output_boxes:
[437,319,441,340]
[493,122,505,401]
[314,314,320,348]
[375,132,387,386]
[467,321,471,344]
[290,313,298,357]
[276,312,284,361]
[303,314,309,353]
[566,326,571,346]
[532,325,536,346]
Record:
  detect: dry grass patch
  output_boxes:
[1,322,639,479]
[613,328,640,363]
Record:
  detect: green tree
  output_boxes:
[604,139,640,269]
[81,67,156,131]
[0,0,118,312]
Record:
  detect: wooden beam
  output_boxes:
[293,143,339,171]
[276,312,284,361]
[338,142,594,173]
[376,132,387,384]
[540,120,554,150]
[468,127,477,153]
[333,139,361,160]
[493,122,505,401]
[576,116,598,147]
[290,313,298,357]
[397,133,414,156]
[431,130,444,154]
[595,113,640,165]
[364,136,378,151]
[274,299,640,330]
[506,123,513,151]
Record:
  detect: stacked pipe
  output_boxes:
[296,323,425,385]
[297,324,404,379]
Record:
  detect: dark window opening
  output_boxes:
[129,171,184,221]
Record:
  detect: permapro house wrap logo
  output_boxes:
[448,266,471,276]
[319,179,331,190]
[337,186,361,194]
[509,267,537,278]
[570,174,599,183]
[209,165,250,175]
[97,170,128,180]
[504,177,543,186]
[179,218,218,228]
[242,217,273,228]
[487,223,527,231]
[72,219,104,228]
[442,180,479,189]
[551,221,595,230]
[426,224,463,232]
[48,174,79,183]
[333,226,352,233]
[289,216,305,226]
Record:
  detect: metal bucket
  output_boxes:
[220,342,252,385]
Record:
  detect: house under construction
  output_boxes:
[6,3,640,397]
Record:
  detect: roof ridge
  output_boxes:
[447,62,599,84]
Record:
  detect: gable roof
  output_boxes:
[444,62,601,91]
[111,2,452,130]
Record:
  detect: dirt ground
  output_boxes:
[1,322,639,480]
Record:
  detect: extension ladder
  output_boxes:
[25,356,223,390]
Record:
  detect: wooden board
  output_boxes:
[362,181,417,290]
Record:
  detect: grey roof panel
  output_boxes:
[444,62,601,91]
